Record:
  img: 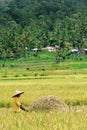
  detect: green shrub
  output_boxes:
[34,73,38,76]
[15,74,19,77]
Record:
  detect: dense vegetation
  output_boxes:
[0,0,87,59]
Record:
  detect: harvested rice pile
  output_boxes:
[29,95,69,112]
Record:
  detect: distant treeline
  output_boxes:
[0,0,87,58]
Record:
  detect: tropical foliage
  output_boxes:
[0,0,87,58]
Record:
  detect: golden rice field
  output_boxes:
[0,107,87,130]
[0,66,87,130]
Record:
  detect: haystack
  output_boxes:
[29,95,69,112]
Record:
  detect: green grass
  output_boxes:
[0,51,87,69]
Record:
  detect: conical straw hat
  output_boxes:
[12,90,24,97]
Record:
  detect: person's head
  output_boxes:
[12,90,24,98]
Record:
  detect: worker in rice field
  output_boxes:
[12,90,29,113]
